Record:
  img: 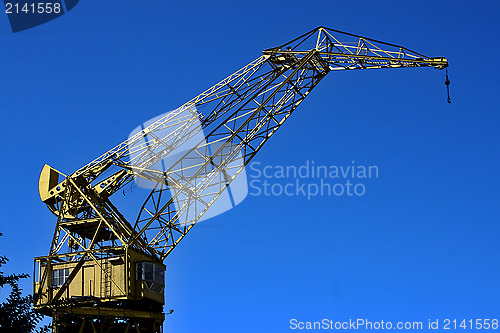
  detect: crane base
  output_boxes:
[50,308,164,333]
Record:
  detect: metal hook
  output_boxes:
[445,68,451,104]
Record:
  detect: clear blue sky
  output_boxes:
[1,1,499,332]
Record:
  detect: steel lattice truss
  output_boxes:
[36,27,447,306]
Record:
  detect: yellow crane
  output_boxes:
[33,27,448,332]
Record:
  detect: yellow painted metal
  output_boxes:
[34,249,164,309]
[39,164,64,204]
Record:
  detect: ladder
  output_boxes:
[101,259,112,298]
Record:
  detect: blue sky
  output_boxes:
[1,1,499,332]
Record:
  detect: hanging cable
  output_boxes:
[445,68,451,104]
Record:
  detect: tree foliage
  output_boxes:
[0,233,50,333]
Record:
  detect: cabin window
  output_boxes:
[52,268,69,287]
[136,262,165,293]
